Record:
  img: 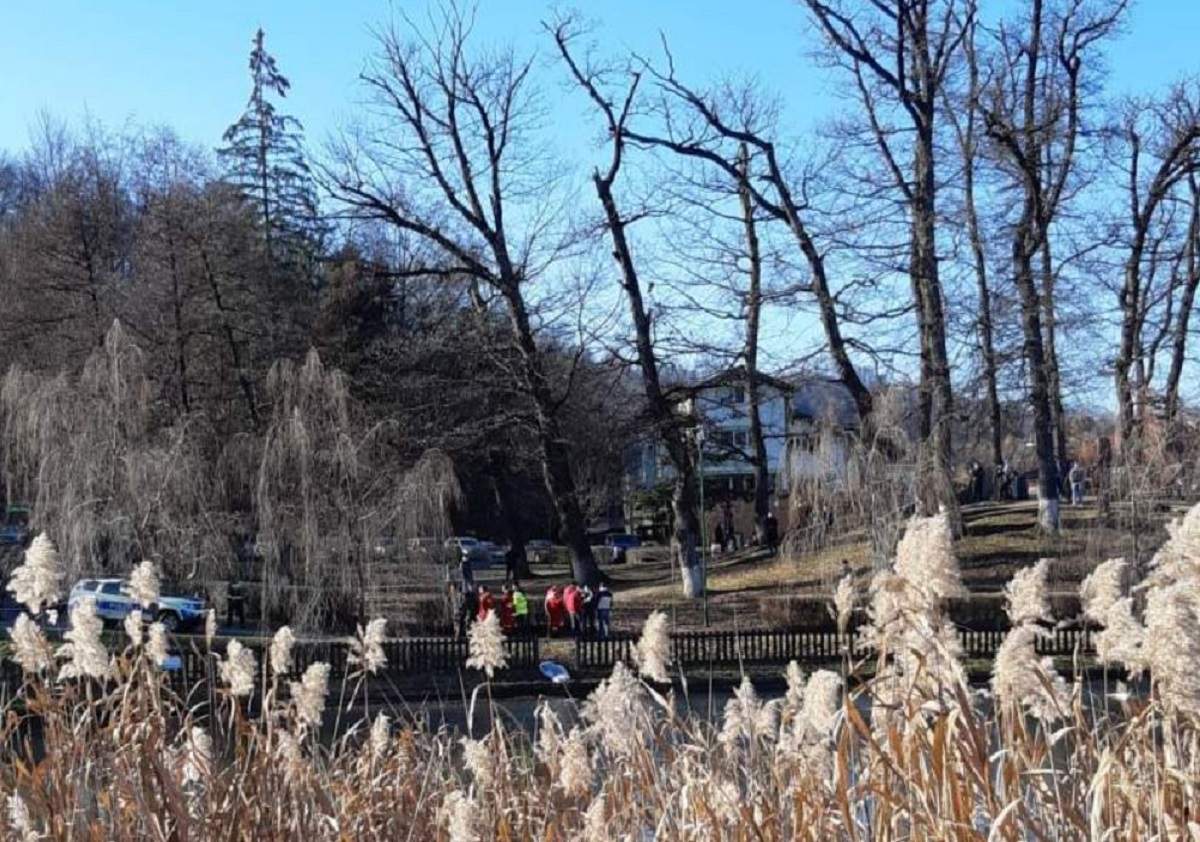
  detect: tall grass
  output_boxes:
[4,507,1200,840]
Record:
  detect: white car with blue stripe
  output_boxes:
[69,578,207,632]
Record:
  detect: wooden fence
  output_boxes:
[136,633,541,696]
[576,625,1096,671]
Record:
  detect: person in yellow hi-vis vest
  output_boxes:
[511,584,529,634]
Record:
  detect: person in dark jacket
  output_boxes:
[764,513,780,556]
[226,578,246,628]
[595,583,614,639]
[456,583,478,639]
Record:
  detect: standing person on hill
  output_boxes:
[764,512,780,556]
[511,583,529,634]
[580,584,596,636]
[504,545,521,585]
[595,583,614,639]
[1069,461,1085,506]
[226,578,247,628]
[459,551,474,591]
[720,499,735,552]
[456,581,478,638]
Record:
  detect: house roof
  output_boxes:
[790,377,860,429]
[682,365,795,396]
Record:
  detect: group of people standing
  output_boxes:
[967,458,1088,506]
[543,582,614,639]
[450,551,614,639]
[451,581,530,638]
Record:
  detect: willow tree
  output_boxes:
[0,321,229,587]
[254,349,460,630]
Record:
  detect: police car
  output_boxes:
[68,578,207,632]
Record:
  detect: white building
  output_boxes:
[779,377,861,490]
[626,370,863,496]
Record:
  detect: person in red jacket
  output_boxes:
[498,584,516,632]
[544,586,566,635]
[563,584,583,638]
[476,585,495,622]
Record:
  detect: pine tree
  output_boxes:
[219,28,323,283]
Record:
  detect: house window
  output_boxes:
[732,386,746,404]
[710,430,748,450]
[712,430,734,448]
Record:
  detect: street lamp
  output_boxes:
[696,425,709,627]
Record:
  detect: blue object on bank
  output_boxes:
[539,660,570,684]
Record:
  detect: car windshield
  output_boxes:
[100,582,123,595]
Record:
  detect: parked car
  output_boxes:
[525,538,553,563]
[68,578,207,632]
[406,536,449,564]
[604,533,641,564]
[0,504,30,546]
[478,541,508,567]
[444,536,491,568]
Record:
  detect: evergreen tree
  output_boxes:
[219,28,323,283]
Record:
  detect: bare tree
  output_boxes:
[324,6,602,586]
[737,146,776,543]
[551,21,706,596]
[1112,88,1200,442]
[801,0,965,529]
[1164,173,1200,423]
[981,0,1126,530]
[582,43,876,425]
[943,3,1003,466]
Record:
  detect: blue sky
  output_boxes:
[2,1,1197,409]
[3,1,1196,159]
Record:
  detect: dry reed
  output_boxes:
[2,508,1200,839]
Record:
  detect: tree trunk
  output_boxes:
[1015,235,1060,531]
[487,449,532,581]
[1039,240,1069,469]
[738,146,772,544]
[592,171,704,597]
[912,108,960,533]
[783,208,874,424]
[964,172,1003,466]
[958,16,1004,467]
[166,230,192,414]
[1165,177,1200,422]
[501,286,600,587]
[1116,239,1146,448]
[672,469,704,598]
[199,248,260,431]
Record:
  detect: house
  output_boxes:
[622,368,870,537]
[628,368,867,477]
[626,367,793,498]
[779,377,861,491]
